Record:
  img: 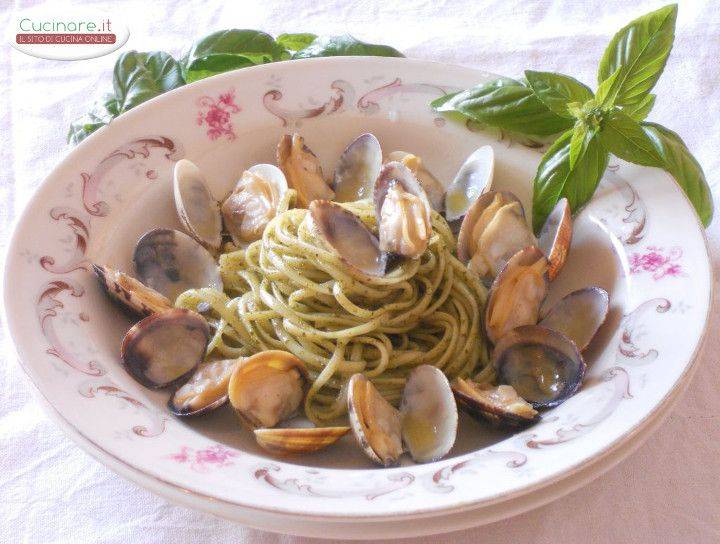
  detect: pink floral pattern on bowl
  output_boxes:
[196,89,240,140]
[629,246,684,279]
[167,445,239,473]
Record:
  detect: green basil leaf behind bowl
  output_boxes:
[642,122,713,226]
[67,93,120,144]
[598,109,662,167]
[113,51,185,113]
[277,33,318,53]
[292,34,404,59]
[434,77,573,137]
[524,70,594,118]
[182,29,285,82]
[597,4,677,109]
[532,128,609,232]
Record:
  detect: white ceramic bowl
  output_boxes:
[3,57,711,539]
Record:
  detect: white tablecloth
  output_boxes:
[2,1,719,542]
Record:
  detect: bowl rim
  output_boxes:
[2,55,714,521]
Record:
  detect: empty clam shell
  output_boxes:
[169,358,240,417]
[277,133,335,207]
[539,287,609,351]
[254,426,350,455]
[386,151,445,212]
[121,308,210,389]
[333,133,383,202]
[400,365,457,463]
[445,145,495,222]
[309,200,387,277]
[134,228,222,302]
[228,350,309,429]
[452,379,539,427]
[221,164,288,245]
[173,159,222,251]
[493,325,586,409]
[457,190,536,281]
[537,198,572,281]
[347,373,403,467]
[92,264,172,317]
[485,247,548,344]
[374,162,432,259]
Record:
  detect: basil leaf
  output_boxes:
[597,4,677,108]
[277,33,317,53]
[182,30,285,82]
[433,77,573,137]
[524,71,594,118]
[642,122,713,226]
[598,109,662,166]
[622,93,656,121]
[569,121,589,169]
[595,66,621,107]
[292,34,404,59]
[67,94,119,144]
[533,129,609,232]
[113,51,185,113]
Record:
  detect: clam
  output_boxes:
[400,365,457,463]
[457,191,537,281]
[277,133,334,207]
[228,350,309,429]
[485,247,548,344]
[374,162,432,259]
[537,198,572,281]
[493,325,586,409]
[92,264,171,317]
[333,133,383,202]
[539,287,609,351]
[221,164,288,245]
[133,228,222,302]
[347,373,403,467]
[309,200,387,277]
[173,159,223,251]
[169,358,239,417]
[445,145,495,222]
[254,426,350,455]
[120,308,210,389]
[385,151,445,212]
[452,379,539,427]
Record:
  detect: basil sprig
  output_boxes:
[68,32,401,144]
[433,4,712,229]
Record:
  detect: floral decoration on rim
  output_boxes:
[629,246,684,280]
[197,89,241,140]
[166,445,240,473]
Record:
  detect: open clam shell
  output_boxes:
[133,228,222,303]
[347,373,403,467]
[485,247,549,344]
[254,427,350,455]
[169,358,240,417]
[373,161,432,259]
[457,190,536,281]
[333,133,383,202]
[452,379,539,427]
[539,287,609,351]
[228,351,309,429]
[277,133,334,207]
[221,164,288,245]
[173,159,222,251]
[92,264,171,318]
[385,151,445,212]
[493,325,586,409]
[121,308,210,389]
[400,365,457,463]
[445,145,495,222]
[537,198,572,281]
[309,200,387,277]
